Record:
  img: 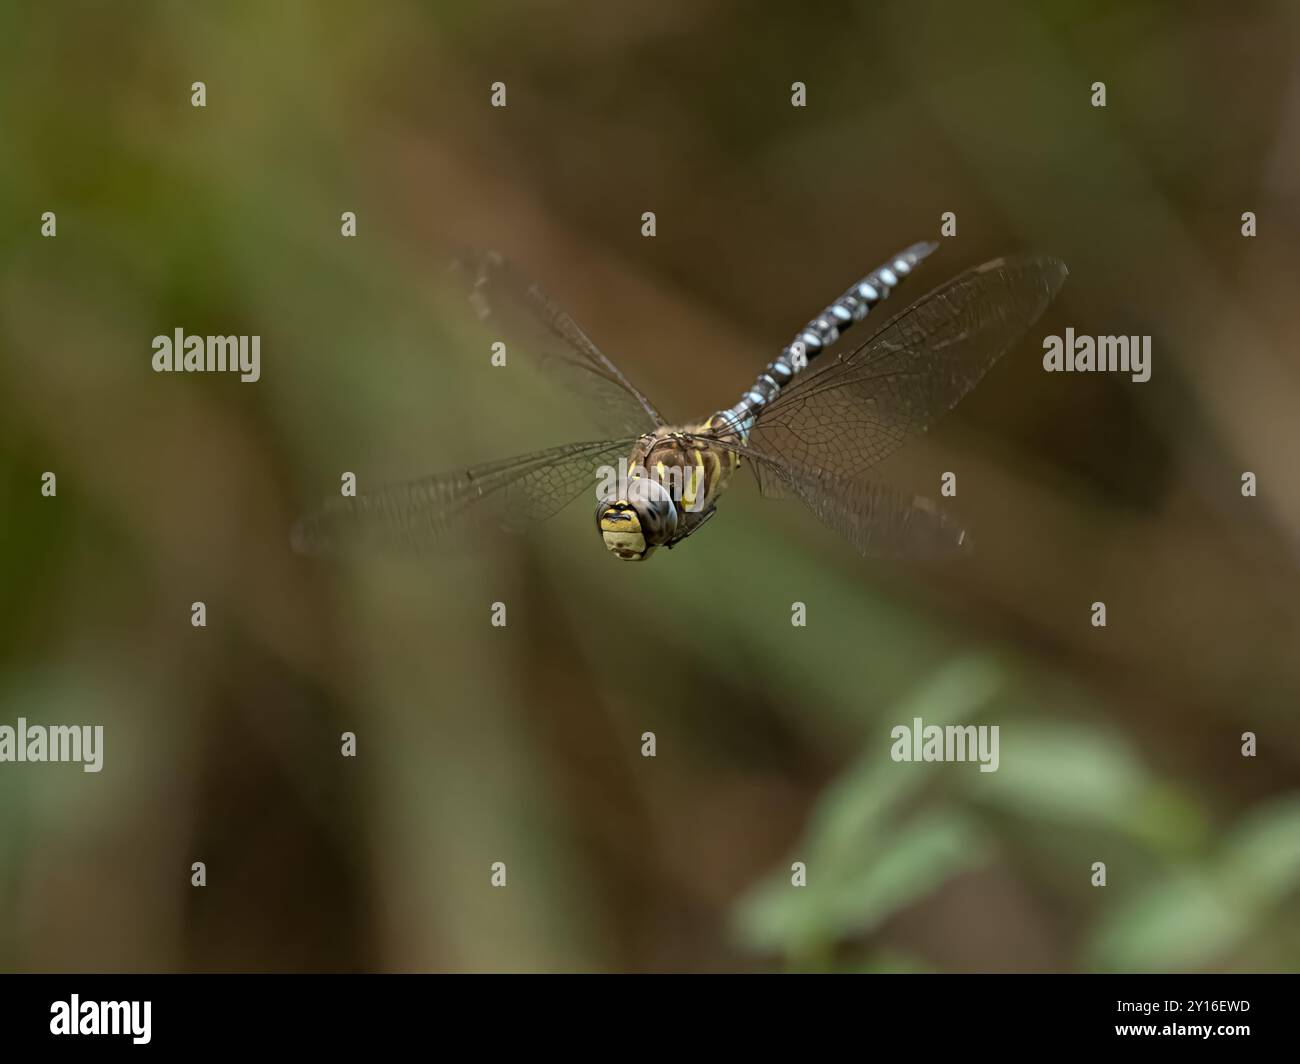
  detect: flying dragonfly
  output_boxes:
[292,243,1067,561]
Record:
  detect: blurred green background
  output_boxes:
[2,0,1300,972]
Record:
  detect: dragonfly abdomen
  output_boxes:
[713,240,939,440]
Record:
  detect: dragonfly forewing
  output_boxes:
[455,252,666,437]
[292,437,636,556]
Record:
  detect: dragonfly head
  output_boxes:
[596,477,678,561]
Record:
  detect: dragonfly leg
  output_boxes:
[665,505,717,549]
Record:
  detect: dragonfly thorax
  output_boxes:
[594,427,740,561]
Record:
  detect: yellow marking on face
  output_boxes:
[600,504,638,532]
[602,528,647,557]
[600,502,647,559]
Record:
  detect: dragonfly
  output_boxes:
[292,242,1067,561]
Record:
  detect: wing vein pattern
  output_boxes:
[460,252,665,436]
[292,437,635,556]
[684,435,970,558]
[747,255,1067,493]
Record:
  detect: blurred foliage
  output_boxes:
[738,662,1300,972]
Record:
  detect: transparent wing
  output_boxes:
[749,255,1067,494]
[455,252,666,436]
[291,437,635,556]
[683,435,970,559]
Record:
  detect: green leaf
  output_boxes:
[1216,796,1300,910]
[735,809,987,959]
[734,658,1002,961]
[1087,870,1248,972]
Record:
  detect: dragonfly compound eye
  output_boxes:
[596,478,678,561]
